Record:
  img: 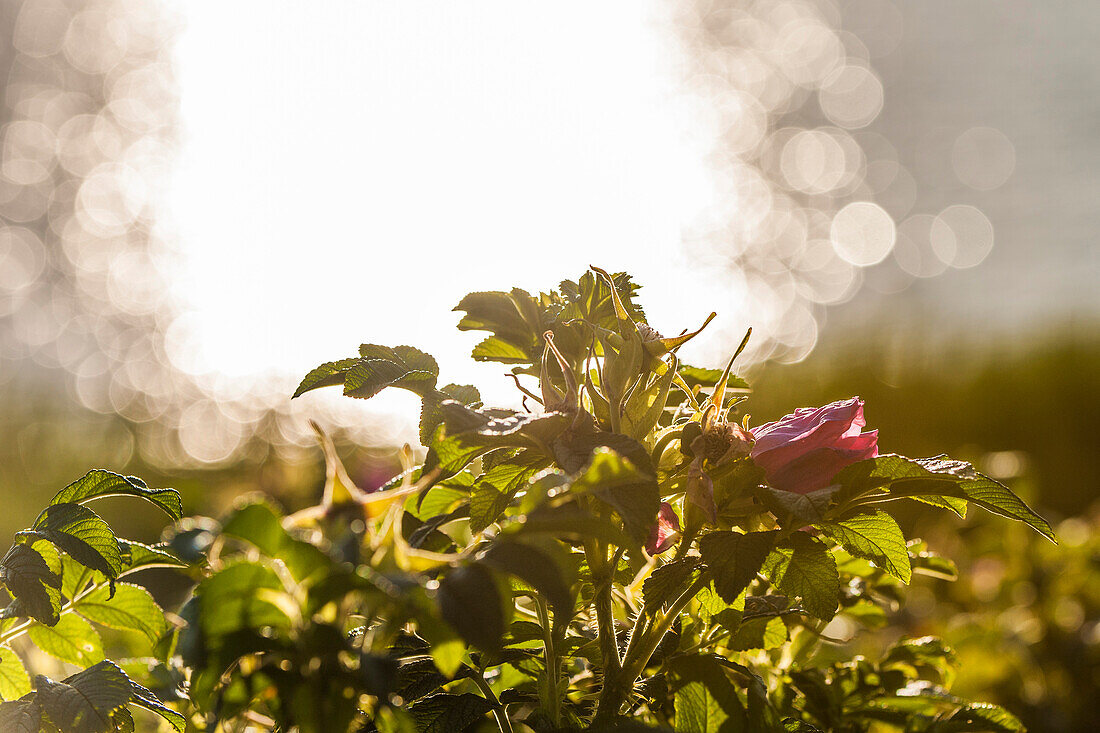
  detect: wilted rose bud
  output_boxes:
[750,397,878,494]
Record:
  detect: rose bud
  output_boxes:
[646,501,681,555]
[750,397,878,494]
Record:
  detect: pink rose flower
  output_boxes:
[646,502,681,555]
[750,397,878,494]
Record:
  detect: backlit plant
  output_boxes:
[0,267,1054,732]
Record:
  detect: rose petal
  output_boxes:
[751,398,865,467]
[646,502,681,555]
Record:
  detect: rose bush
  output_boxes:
[0,268,1054,732]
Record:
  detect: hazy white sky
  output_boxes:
[168,2,727,403]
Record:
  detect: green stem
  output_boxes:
[596,576,707,721]
[585,540,621,676]
[471,664,515,733]
[535,597,562,727]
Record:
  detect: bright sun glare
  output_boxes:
[168,1,716,404]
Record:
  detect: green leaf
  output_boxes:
[395,658,454,703]
[834,454,1054,541]
[669,655,748,732]
[470,336,530,363]
[47,471,182,521]
[698,531,778,604]
[571,448,659,544]
[933,703,1025,732]
[292,357,359,398]
[678,365,750,391]
[127,677,186,732]
[420,384,482,445]
[75,583,168,644]
[27,612,104,667]
[193,561,294,640]
[29,503,124,580]
[762,534,839,621]
[345,344,439,399]
[428,639,466,679]
[469,460,541,533]
[730,616,787,652]
[0,647,30,701]
[479,539,574,616]
[408,692,493,733]
[757,486,837,527]
[35,661,131,733]
[221,500,331,583]
[643,557,702,614]
[437,564,505,652]
[910,549,958,581]
[819,511,911,583]
[454,289,544,366]
[0,698,40,732]
[120,542,187,573]
[0,544,62,625]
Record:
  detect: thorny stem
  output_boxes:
[585,539,620,674]
[595,575,708,722]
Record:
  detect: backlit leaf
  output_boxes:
[819,511,911,583]
[47,470,182,521]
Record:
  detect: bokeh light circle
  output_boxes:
[930,204,994,268]
[830,201,895,266]
[951,126,1016,190]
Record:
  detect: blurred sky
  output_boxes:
[168,1,718,406]
[166,0,1098,407]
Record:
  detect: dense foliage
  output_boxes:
[0,268,1056,732]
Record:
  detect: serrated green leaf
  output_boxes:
[819,511,911,583]
[757,486,838,527]
[420,384,482,445]
[762,534,839,621]
[120,542,186,573]
[127,678,185,732]
[469,459,542,533]
[47,471,182,521]
[395,658,453,703]
[643,558,702,614]
[834,454,1053,541]
[220,501,331,583]
[428,639,466,679]
[0,544,62,625]
[29,503,124,580]
[0,647,30,701]
[669,654,747,732]
[28,613,104,667]
[75,583,167,644]
[35,661,131,733]
[344,345,439,399]
[408,691,493,733]
[699,530,778,604]
[292,357,359,398]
